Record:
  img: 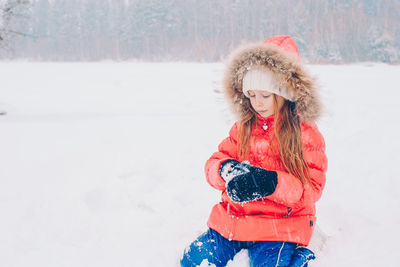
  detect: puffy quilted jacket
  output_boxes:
[205,113,328,246]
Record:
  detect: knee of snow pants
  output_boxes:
[248,241,315,267]
[180,228,242,267]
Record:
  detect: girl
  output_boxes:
[181,35,327,267]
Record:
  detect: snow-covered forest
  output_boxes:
[3,0,400,63]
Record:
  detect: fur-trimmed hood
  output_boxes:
[222,36,322,123]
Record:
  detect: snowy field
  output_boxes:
[0,62,399,266]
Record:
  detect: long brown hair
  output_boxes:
[237,95,313,188]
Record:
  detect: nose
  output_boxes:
[254,97,263,107]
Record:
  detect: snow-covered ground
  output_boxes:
[0,62,399,266]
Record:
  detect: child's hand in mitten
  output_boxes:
[226,165,277,203]
[219,160,252,183]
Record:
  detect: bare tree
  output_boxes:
[0,0,31,49]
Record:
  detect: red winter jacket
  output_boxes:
[205,114,327,246]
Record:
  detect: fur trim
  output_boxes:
[222,42,323,123]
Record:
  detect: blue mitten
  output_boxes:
[226,164,278,203]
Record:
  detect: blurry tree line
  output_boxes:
[3,0,400,63]
[0,0,30,48]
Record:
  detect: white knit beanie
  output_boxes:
[242,67,295,101]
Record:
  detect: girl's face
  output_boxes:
[247,90,284,118]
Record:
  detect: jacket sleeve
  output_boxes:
[266,124,328,206]
[204,122,239,191]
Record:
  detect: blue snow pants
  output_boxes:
[180,228,315,267]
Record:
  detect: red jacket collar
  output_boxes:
[254,113,276,133]
[256,113,275,123]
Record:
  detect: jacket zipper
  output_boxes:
[282,207,292,218]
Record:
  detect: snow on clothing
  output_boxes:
[180,228,315,267]
[205,113,327,246]
[206,35,328,247]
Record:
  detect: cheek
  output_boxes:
[264,98,274,108]
[249,98,256,107]
[269,98,275,108]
